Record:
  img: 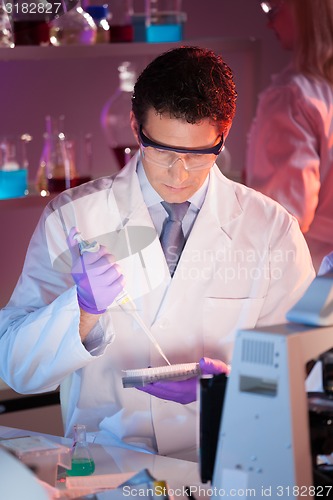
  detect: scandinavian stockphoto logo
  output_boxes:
[48,224,169,302]
[4,0,80,24]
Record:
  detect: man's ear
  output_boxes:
[130,112,140,144]
[223,124,232,141]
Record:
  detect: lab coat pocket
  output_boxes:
[203,297,265,362]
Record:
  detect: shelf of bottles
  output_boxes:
[0,32,260,203]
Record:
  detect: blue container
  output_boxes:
[146,22,182,43]
[0,169,28,199]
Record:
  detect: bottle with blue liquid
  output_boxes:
[145,0,185,43]
[0,135,31,200]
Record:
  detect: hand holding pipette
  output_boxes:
[68,227,124,314]
[68,228,171,365]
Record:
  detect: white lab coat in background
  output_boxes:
[0,154,314,460]
[246,65,333,272]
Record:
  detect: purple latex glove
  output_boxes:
[68,227,125,314]
[136,357,230,404]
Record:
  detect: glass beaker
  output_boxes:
[101,61,138,169]
[63,133,93,187]
[67,424,95,476]
[108,0,134,43]
[0,135,31,199]
[10,0,52,46]
[145,0,185,43]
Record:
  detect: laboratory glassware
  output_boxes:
[101,61,138,170]
[145,0,185,43]
[86,4,110,43]
[36,116,92,194]
[108,0,133,43]
[36,116,76,194]
[0,135,31,199]
[67,424,95,476]
[49,0,96,46]
[10,0,54,45]
[0,0,14,47]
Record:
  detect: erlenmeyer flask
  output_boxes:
[36,115,78,194]
[67,424,95,476]
[101,61,138,170]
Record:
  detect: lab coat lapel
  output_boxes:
[110,154,148,228]
[111,155,167,271]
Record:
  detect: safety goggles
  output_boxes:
[138,125,224,171]
[260,0,285,21]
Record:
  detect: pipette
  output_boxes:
[73,232,171,366]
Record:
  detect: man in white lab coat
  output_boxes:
[0,47,315,461]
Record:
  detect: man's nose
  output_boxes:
[169,157,189,183]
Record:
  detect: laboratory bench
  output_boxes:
[0,425,206,499]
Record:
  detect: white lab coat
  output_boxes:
[245,65,333,271]
[0,154,314,460]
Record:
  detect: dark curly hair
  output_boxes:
[132,46,237,135]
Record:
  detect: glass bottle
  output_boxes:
[86,5,110,44]
[101,61,138,169]
[145,0,184,43]
[36,115,78,194]
[0,136,29,199]
[67,424,95,476]
[0,0,14,47]
[108,0,134,43]
[11,0,51,46]
[49,1,97,46]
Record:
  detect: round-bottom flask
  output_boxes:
[50,1,96,46]
[101,61,138,170]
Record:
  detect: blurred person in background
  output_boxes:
[245,0,333,271]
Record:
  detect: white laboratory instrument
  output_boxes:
[212,273,333,499]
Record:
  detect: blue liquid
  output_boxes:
[0,169,27,199]
[146,24,182,43]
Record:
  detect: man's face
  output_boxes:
[132,109,221,203]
